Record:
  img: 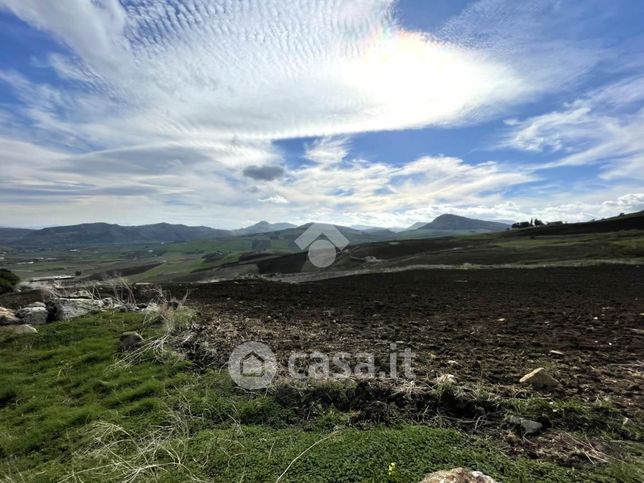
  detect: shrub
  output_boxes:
[0,269,19,294]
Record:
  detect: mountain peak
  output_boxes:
[417,214,509,232]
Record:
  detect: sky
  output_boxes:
[0,0,643,229]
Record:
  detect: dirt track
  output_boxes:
[175,265,643,415]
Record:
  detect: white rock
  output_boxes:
[0,324,38,335]
[67,290,93,299]
[25,301,46,308]
[0,307,20,325]
[420,467,497,483]
[51,298,104,321]
[15,306,48,325]
[505,415,543,435]
[519,368,559,389]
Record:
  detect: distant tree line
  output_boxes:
[0,269,19,295]
[511,218,560,229]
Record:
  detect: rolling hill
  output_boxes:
[231,221,296,236]
[2,223,230,248]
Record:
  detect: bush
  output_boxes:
[0,269,19,295]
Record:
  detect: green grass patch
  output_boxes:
[1,313,642,482]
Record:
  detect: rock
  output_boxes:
[0,307,20,325]
[505,415,543,435]
[15,306,48,325]
[51,298,104,321]
[0,324,38,335]
[101,297,114,307]
[118,332,144,352]
[420,468,497,483]
[519,368,558,389]
[67,290,93,299]
[548,350,564,357]
[25,301,46,308]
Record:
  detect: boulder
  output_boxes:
[505,415,543,435]
[67,290,93,299]
[25,301,46,308]
[0,307,20,325]
[0,324,38,335]
[519,368,559,389]
[420,468,497,483]
[15,306,48,325]
[51,298,104,321]
[118,332,144,352]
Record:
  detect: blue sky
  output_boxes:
[0,0,643,229]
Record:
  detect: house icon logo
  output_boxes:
[295,223,350,268]
[228,341,277,389]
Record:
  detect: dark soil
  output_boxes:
[169,265,643,416]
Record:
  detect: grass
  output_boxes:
[1,313,642,482]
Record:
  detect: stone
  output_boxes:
[51,298,104,321]
[519,368,558,389]
[549,350,564,357]
[67,289,93,299]
[0,307,20,325]
[118,331,144,352]
[101,297,114,307]
[0,324,38,335]
[420,468,497,483]
[25,301,46,308]
[505,415,543,435]
[15,306,48,325]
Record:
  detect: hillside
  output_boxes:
[503,210,644,237]
[0,228,35,243]
[3,223,230,248]
[231,221,296,236]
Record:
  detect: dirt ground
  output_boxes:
[170,265,643,415]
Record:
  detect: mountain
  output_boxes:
[416,214,509,232]
[407,222,427,230]
[3,223,230,248]
[232,221,297,236]
[0,228,35,244]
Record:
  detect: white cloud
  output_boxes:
[0,0,535,147]
[305,137,351,165]
[503,75,644,181]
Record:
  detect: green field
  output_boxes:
[0,312,642,482]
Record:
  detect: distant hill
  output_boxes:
[2,223,230,248]
[0,228,35,244]
[505,210,644,237]
[407,222,427,230]
[232,221,296,236]
[416,214,509,232]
